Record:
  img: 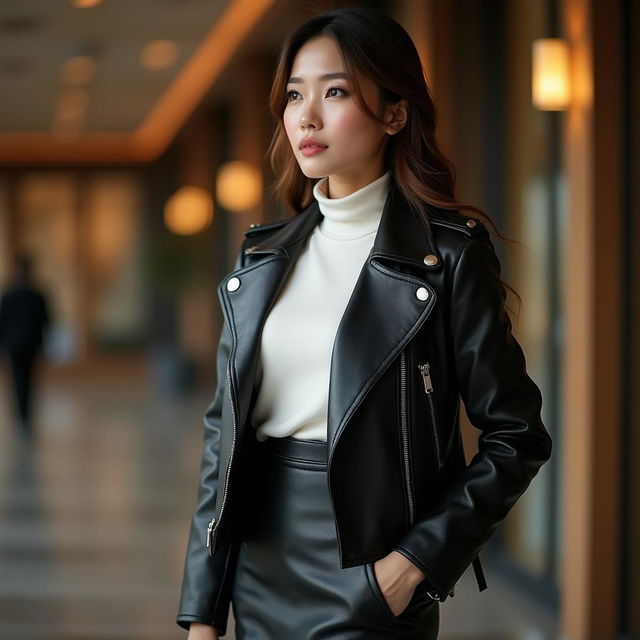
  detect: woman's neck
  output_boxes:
[312,171,390,241]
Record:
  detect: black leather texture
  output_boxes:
[230,433,438,639]
[176,179,553,634]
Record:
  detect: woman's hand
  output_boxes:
[187,622,218,640]
[372,550,427,617]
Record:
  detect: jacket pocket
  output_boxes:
[417,361,444,470]
[364,561,398,622]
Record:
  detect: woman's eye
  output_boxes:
[285,86,348,102]
[327,86,347,97]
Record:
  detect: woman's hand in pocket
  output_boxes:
[372,551,426,617]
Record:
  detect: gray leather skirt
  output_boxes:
[230,431,440,639]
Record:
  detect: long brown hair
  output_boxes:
[266,6,522,315]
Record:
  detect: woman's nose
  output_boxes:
[299,102,321,130]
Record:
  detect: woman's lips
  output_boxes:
[300,144,328,157]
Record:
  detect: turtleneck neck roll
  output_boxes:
[313,171,391,240]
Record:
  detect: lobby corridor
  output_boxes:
[0,372,557,640]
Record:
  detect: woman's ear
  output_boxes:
[383,99,408,135]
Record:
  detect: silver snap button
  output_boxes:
[423,254,438,266]
[226,277,241,292]
[466,219,477,228]
[416,287,429,301]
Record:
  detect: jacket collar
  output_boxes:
[245,178,441,271]
[218,177,439,460]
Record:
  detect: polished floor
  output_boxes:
[0,366,558,640]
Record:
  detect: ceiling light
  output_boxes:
[70,0,104,8]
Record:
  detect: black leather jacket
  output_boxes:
[176,181,553,633]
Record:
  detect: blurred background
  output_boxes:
[0,0,636,639]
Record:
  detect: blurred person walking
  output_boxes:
[0,254,51,437]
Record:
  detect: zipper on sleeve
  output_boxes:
[207,357,238,556]
[400,350,415,526]
[418,362,444,471]
[206,517,216,550]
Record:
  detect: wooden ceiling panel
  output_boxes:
[0,0,276,164]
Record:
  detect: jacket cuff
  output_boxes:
[176,611,229,636]
[177,538,236,634]
[392,544,449,602]
[176,614,214,632]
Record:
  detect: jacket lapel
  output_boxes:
[217,203,322,435]
[326,183,439,453]
[218,180,440,456]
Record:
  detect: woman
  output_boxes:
[177,7,553,639]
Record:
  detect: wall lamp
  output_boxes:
[532,38,571,111]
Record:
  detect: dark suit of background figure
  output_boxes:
[0,258,50,434]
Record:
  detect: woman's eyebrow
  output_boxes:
[287,72,348,83]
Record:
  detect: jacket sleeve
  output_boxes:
[176,242,245,634]
[392,228,553,601]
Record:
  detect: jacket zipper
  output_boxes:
[418,362,444,470]
[206,357,238,556]
[403,355,452,600]
[208,249,285,553]
[399,350,415,525]
[416,360,456,601]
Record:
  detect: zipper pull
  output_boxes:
[206,517,216,554]
[418,363,433,393]
[426,588,442,601]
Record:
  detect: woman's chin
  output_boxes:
[298,166,329,179]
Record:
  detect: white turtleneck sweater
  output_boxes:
[251,171,391,442]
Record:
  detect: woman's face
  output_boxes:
[283,35,400,198]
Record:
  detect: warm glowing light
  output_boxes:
[140,40,179,70]
[164,186,213,235]
[216,161,262,211]
[60,55,96,85]
[70,0,103,7]
[532,39,571,110]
